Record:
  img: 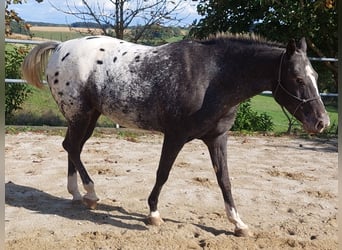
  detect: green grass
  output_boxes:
[11,86,115,127]
[10,87,337,135]
[250,94,338,133]
[165,35,185,43]
[29,30,185,43]
[30,31,85,41]
[30,29,187,43]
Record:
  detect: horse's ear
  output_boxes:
[286,39,296,56]
[298,37,307,53]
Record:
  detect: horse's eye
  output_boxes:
[296,78,304,85]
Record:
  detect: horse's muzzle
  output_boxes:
[304,113,330,134]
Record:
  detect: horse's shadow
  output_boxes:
[5,181,147,231]
[193,223,235,236]
[270,137,337,153]
[5,181,235,236]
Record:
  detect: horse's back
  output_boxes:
[46,36,150,85]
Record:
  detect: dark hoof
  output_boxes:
[234,228,252,237]
[83,197,98,209]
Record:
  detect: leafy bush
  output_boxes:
[5,45,32,123]
[232,99,274,132]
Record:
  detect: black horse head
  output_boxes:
[273,38,330,133]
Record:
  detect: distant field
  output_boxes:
[12,26,187,43]
[30,26,104,33]
[9,26,104,41]
[29,26,100,41]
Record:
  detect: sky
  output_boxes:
[10,0,202,27]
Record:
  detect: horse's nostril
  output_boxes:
[315,120,325,132]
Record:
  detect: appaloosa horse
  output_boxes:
[22,34,329,236]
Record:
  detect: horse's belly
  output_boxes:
[101,104,161,131]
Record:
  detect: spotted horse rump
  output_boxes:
[21,35,330,237]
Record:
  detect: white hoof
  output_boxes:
[82,197,99,210]
[234,227,252,237]
[148,211,164,226]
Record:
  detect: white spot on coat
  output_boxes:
[149,211,161,218]
[83,182,99,201]
[305,64,319,95]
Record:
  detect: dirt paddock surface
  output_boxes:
[5,130,337,249]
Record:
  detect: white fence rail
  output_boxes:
[309,57,338,62]
[5,38,338,98]
[5,38,59,45]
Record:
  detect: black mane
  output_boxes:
[196,33,284,49]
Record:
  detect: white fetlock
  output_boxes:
[71,193,83,203]
[83,182,99,209]
[71,191,83,202]
[225,205,252,237]
[67,174,82,201]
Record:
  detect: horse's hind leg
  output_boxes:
[203,133,251,237]
[66,135,82,202]
[63,109,101,209]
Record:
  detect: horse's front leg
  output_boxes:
[147,133,185,226]
[203,133,251,237]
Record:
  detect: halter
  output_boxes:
[273,51,321,117]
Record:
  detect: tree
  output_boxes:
[53,0,185,42]
[5,0,43,36]
[190,0,338,92]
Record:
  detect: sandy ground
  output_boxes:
[5,130,337,249]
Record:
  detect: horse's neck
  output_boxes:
[222,47,283,102]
